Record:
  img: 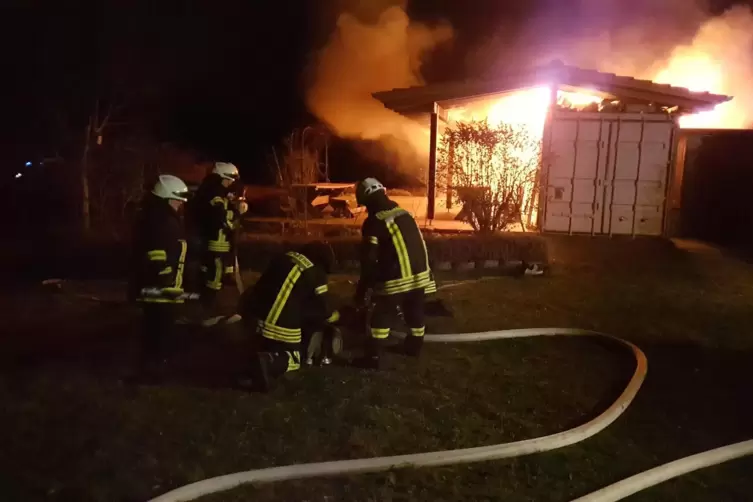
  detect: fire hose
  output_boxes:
[140,287,201,302]
[145,327,753,502]
[42,280,202,303]
[39,279,752,499]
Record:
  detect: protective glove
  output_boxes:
[237,200,249,215]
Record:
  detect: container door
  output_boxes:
[602,120,673,236]
[543,118,609,233]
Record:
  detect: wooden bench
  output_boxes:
[330,196,364,219]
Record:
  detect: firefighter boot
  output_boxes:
[199,288,225,327]
[353,337,382,370]
[248,352,288,392]
[404,335,424,358]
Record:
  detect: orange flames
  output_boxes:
[649,6,753,129]
[446,87,604,156]
[447,5,753,135]
[444,88,602,225]
[304,3,753,184]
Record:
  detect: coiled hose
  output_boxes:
[42,276,747,500]
[147,328,753,501]
[147,328,645,501]
[37,276,749,499]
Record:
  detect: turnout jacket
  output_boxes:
[129,194,188,303]
[190,174,240,253]
[239,251,340,344]
[358,199,435,296]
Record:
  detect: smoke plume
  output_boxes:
[305,4,453,172]
[652,6,753,128]
[485,1,753,128]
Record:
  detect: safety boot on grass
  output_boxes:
[352,355,381,370]
[247,352,273,393]
[403,335,424,358]
[353,339,382,370]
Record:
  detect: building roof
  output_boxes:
[373,60,732,115]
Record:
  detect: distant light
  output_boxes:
[15,172,22,179]
[25,161,32,167]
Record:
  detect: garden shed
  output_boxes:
[373,60,731,237]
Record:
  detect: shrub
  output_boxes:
[237,232,548,271]
[437,120,541,233]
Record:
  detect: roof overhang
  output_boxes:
[373,60,732,115]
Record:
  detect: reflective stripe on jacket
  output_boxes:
[360,201,432,296]
[130,194,188,304]
[239,251,339,344]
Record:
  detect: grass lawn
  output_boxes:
[1,236,752,501]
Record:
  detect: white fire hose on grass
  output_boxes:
[146,327,753,502]
[42,279,752,500]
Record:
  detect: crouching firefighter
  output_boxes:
[353,177,433,369]
[238,243,341,392]
[190,161,247,326]
[128,175,191,381]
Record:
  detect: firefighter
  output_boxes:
[128,174,191,381]
[353,177,435,369]
[190,161,247,326]
[238,243,340,392]
[426,271,438,296]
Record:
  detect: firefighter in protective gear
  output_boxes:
[353,177,436,369]
[238,243,340,392]
[129,174,191,380]
[190,162,247,326]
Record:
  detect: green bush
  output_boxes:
[238,232,548,271]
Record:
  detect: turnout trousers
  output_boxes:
[140,303,177,374]
[200,250,234,310]
[367,288,426,358]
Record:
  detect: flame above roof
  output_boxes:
[373,60,732,114]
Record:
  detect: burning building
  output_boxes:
[373,60,731,237]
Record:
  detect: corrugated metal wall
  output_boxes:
[676,129,753,249]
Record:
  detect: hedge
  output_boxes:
[238,232,548,272]
[17,230,547,283]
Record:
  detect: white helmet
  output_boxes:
[355,177,386,206]
[213,161,240,181]
[152,174,190,202]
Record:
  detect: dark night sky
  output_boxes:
[3,0,748,183]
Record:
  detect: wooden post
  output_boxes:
[537,85,559,233]
[446,138,455,210]
[428,104,439,221]
[81,117,92,232]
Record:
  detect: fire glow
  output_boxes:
[446,87,604,169]
[648,5,752,129]
[448,87,603,135]
[444,88,602,227]
[652,53,735,129]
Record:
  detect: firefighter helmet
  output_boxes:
[300,241,336,274]
[152,174,190,202]
[355,177,386,206]
[213,162,240,181]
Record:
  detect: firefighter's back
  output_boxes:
[239,252,316,327]
[367,202,430,292]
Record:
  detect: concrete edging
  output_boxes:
[334,259,548,275]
